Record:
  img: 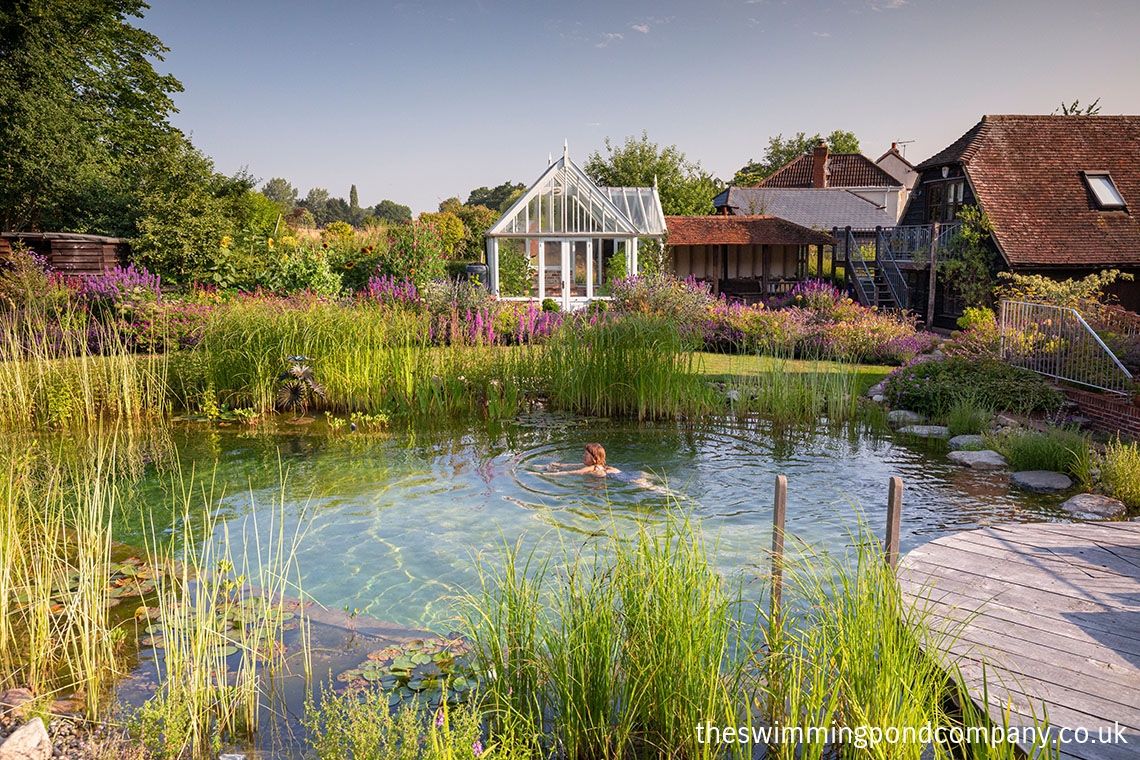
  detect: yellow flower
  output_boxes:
[220,236,233,249]
[267,238,275,249]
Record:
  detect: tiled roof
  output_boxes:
[920,115,1140,268]
[664,215,836,247]
[757,153,901,188]
[712,188,896,231]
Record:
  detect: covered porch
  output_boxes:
[665,216,837,303]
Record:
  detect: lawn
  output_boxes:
[694,351,892,394]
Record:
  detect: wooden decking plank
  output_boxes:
[972,526,1140,570]
[915,533,1140,580]
[916,605,1140,682]
[899,569,1140,646]
[900,524,1140,760]
[934,617,1140,691]
[944,640,1140,716]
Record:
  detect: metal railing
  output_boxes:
[1000,300,1134,394]
[877,225,932,263]
[844,228,876,307]
[874,227,908,310]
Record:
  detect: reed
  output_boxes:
[987,426,1090,476]
[0,306,169,430]
[179,299,543,421]
[542,316,712,420]
[459,513,751,760]
[0,438,124,717]
[138,468,310,758]
[724,357,863,428]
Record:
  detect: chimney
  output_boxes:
[812,139,828,188]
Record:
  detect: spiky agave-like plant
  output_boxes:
[276,356,326,416]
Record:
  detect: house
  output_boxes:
[900,115,1140,313]
[753,140,910,221]
[484,145,665,310]
[665,215,836,302]
[712,187,896,231]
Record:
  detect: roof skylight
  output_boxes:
[1083,172,1126,209]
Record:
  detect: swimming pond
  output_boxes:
[116,414,1068,631]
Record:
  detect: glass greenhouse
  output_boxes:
[485,145,665,308]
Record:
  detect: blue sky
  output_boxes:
[143,0,1140,214]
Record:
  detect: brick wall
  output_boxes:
[1064,387,1140,440]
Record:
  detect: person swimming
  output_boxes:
[545,443,620,477]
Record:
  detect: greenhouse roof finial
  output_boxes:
[548,152,552,166]
[564,139,569,161]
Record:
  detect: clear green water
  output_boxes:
[116,414,1067,631]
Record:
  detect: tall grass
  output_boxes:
[542,316,713,420]
[459,514,750,760]
[1100,437,1140,510]
[0,438,123,717]
[138,470,310,758]
[0,307,169,429]
[178,299,543,421]
[987,426,1089,476]
[724,357,863,428]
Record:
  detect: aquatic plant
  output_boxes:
[1099,437,1140,510]
[986,426,1089,478]
[276,356,326,416]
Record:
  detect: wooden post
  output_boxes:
[770,475,788,617]
[884,476,903,569]
[925,222,940,328]
[816,244,824,280]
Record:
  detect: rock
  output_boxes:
[947,450,1007,470]
[1010,471,1073,494]
[888,410,923,427]
[871,394,886,404]
[897,425,950,439]
[1059,493,1127,520]
[995,413,1020,428]
[866,382,885,399]
[0,718,51,760]
[219,755,247,760]
[948,434,986,451]
[0,690,33,721]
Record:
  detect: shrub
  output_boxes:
[541,297,561,312]
[990,426,1089,476]
[884,358,1063,417]
[609,274,714,325]
[1100,438,1140,510]
[381,219,448,290]
[0,246,72,313]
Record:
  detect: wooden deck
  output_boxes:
[898,522,1140,760]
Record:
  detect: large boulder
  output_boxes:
[1010,471,1073,494]
[0,718,51,760]
[1059,493,1127,520]
[897,425,950,439]
[888,410,923,427]
[948,434,986,451]
[947,450,1007,470]
[0,690,33,721]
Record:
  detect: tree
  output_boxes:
[1055,98,1101,116]
[584,132,723,216]
[370,200,412,225]
[349,184,363,225]
[455,204,499,262]
[303,188,330,225]
[0,0,183,233]
[732,130,861,186]
[262,178,299,209]
[467,182,526,212]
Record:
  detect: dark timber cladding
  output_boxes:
[898,523,1140,759]
[0,232,128,275]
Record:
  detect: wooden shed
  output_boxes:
[1,232,129,275]
[664,215,837,303]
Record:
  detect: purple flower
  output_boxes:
[472,739,484,756]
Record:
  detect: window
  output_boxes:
[925,179,966,222]
[1083,172,1126,209]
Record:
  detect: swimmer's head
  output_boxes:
[584,443,606,468]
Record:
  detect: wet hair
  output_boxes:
[584,443,606,468]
